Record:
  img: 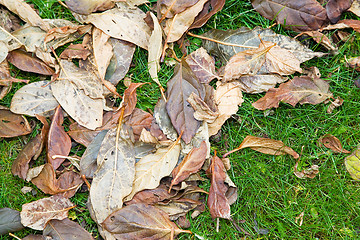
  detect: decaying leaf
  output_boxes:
[0,109,32,138]
[207,154,231,219]
[326,0,352,23]
[65,0,116,15]
[189,0,226,30]
[224,135,299,159]
[10,81,58,117]
[252,76,333,110]
[85,5,151,49]
[203,27,326,64]
[185,47,219,84]
[51,60,104,130]
[0,208,24,235]
[236,74,287,94]
[188,92,218,123]
[47,106,71,170]
[322,19,360,32]
[60,43,91,60]
[319,134,351,153]
[251,0,329,32]
[124,108,153,140]
[349,0,360,17]
[345,146,360,181]
[43,218,94,240]
[293,161,319,179]
[0,60,13,100]
[102,203,191,239]
[0,6,21,32]
[20,195,74,230]
[121,83,147,118]
[156,198,202,220]
[166,61,204,144]
[90,127,135,223]
[153,97,178,141]
[170,141,207,189]
[296,31,337,52]
[148,12,163,89]
[125,138,181,201]
[327,97,343,113]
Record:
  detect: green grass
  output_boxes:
[1,0,360,239]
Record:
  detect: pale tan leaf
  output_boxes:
[93,28,113,80]
[148,12,163,87]
[236,74,287,94]
[188,92,218,123]
[0,26,22,63]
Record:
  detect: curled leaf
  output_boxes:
[319,134,351,153]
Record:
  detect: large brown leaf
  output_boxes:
[0,109,32,138]
[207,154,230,219]
[326,0,353,23]
[89,126,135,223]
[102,203,191,239]
[251,0,329,32]
[11,116,49,180]
[47,106,72,170]
[224,135,299,159]
[252,76,333,110]
[166,60,204,144]
[43,218,94,240]
[189,0,225,30]
[20,195,74,230]
[170,141,207,189]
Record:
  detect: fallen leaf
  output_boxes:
[102,203,191,239]
[148,12,163,90]
[188,92,218,123]
[44,25,88,46]
[20,195,74,230]
[93,27,113,80]
[10,81,58,117]
[43,218,94,240]
[85,5,151,49]
[0,0,50,31]
[11,115,49,180]
[322,19,360,32]
[166,60,204,143]
[22,235,44,240]
[326,0,352,23]
[0,60,13,100]
[185,47,220,84]
[170,141,207,189]
[252,76,333,110]
[26,164,45,182]
[47,106,72,170]
[296,31,337,52]
[207,154,231,219]
[345,146,360,180]
[121,83,147,118]
[251,0,329,32]
[0,6,21,32]
[156,198,202,220]
[349,0,360,17]
[327,97,343,113]
[293,161,319,179]
[0,26,22,63]
[124,108,153,140]
[51,60,104,130]
[164,0,208,42]
[60,43,91,60]
[224,135,299,159]
[152,97,178,141]
[80,130,108,179]
[319,134,351,153]
[90,127,136,223]
[125,138,181,201]
[236,74,287,94]
[203,27,326,64]
[0,208,24,235]
[189,0,225,30]
[65,0,116,15]
[158,0,200,19]
[0,109,32,138]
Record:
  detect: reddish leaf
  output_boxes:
[158,0,199,19]
[7,49,55,75]
[11,116,49,180]
[326,0,353,23]
[189,0,225,30]
[207,154,231,219]
[319,134,351,153]
[124,108,153,141]
[122,83,147,118]
[0,109,32,138]
[170,141,207,189]
[47,106,71,170]
[252,0,329,32]
[59,43,91,60]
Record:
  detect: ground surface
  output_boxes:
[1,0,360,239]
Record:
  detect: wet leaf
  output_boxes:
[326,0,352,23]
[251,0,328,32]
[102,203,191,239]
[164,0,208,42]
[90,127,135,223]
[252,76,333,110]
[0,109,31,138]
[125,139,181,201]
[0,208,24,235]
[224,135,299,158]
[170,141,207,189]
[65,0,116,15]
[319,134,351,153]
[185,47,219,84]
[345,146,360,181]
[10,81,58,117]
[166,61,204,144]
[85,5,151,50]
[51,60,103,130]
[203,26,325,64]
[47,106,71,170]
[43,218,94,240]
[20,195,74,230]
[0,0,50,31]
[207,154,230,219]
[11,115,49,180]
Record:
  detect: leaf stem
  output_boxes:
[187,32,257,49]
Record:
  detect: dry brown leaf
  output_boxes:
[124,108,153,141]
[318,134,351,153]
[327,97,344,113]
[59,43,91,60]
[189,0,225,30]
[349,0,360,17]
[296,31,337,52]
[0,6,21,32]
[236,74,287,94]
[20,195,74,230]
[155,198,202,220]
[326,0,352,23]
[0,109,32,138]
[188,92,218,123]
[47,106,71,170]
[121,83,147,118]
[293,161,319,179]
[158,0,200,19]
[322,19,360,33]
[65,0,117,15]
[43,218,94,240]
[224,135,299,159]
[252,76,333,110]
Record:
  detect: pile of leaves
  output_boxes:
[1,0,360,239]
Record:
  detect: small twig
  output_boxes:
[187,32,257,49]
[216,218,220,232]
[0,78,30,84]
[159,0,177,23]
[81,175,91,189]
[56,0,68,8]
[9,233,21,240]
